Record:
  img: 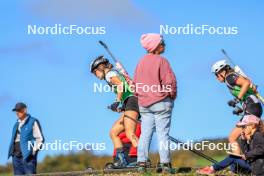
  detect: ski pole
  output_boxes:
[169,136,218,164]
[129,120,218,163]
[98,40,133,85]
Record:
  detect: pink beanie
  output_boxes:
[140,33,162,52]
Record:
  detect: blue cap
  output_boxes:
[12,102,27,111]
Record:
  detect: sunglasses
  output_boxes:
[240,123,254,129]
[240,125,246,129]
[160,40,166,47]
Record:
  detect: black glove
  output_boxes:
[108,101,122,112]
[233,107,244,115]
[228,98,240,107]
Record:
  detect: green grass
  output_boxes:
[0,174,12,176]
[195,155,226,167]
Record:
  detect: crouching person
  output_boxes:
[197,115,264,176]
[8,102,44,175]
[239,115,264,176]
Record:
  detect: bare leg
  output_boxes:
[124,110,139,147]
[229,127,242,155]
[110,115,125,149]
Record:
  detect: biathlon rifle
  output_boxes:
[99,40,133,85]
[221,49,264,104]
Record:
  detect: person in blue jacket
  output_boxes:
[8,102,44,175]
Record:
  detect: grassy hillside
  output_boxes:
[0,138,229,175]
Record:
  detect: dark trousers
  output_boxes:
[12,155,37,175]
[213,155,251,174]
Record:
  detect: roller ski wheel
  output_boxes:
[104,162,115,170]
[84,166,94,172]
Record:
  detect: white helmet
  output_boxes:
[211,60,229,74]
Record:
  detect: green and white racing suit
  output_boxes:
[225,72,262,118]
[105,70,139,113]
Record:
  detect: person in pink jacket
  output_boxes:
[134,33,177,173]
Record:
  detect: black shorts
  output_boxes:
[244,96,263,118]
[245,103,262,117]
[122,96,139,113]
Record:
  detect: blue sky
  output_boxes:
[0,0,263,165]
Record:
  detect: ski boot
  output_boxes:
[112,148,128,168]
[156,162,176,174]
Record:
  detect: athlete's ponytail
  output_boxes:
[225,65,235,74]
[106,62,113,70]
